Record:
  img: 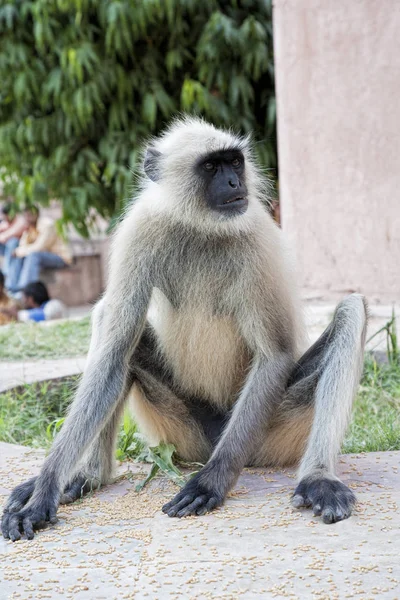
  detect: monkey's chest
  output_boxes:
[148,291,250,410]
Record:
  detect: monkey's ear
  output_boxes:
[143,147,162,182]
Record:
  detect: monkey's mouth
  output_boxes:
[218,196,248,210]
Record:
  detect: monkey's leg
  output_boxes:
[4,300,111,524]
[1,415,125,526]
[60,393,126,504]
[162,351,293,518]
[60,299,127,503]
[1,283,151,541]
[272,294,367,524]
[2,403,126,535]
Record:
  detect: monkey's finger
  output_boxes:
[313,503,322,516]
[291,494,309,508]
[162,493,189,514]
[162,500,180,513]
[7,514,22,542]
[1,511,10,539]
[61,475,89,505]
[165,494,194,517]
[22,517,35,540]
[60,493,74,505]
[323,504,347,524]
[176,495,207,518]
[322,508,335,524]
[49,512,58,525]
[195,497,219,516]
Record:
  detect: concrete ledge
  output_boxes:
[0,357,86,393]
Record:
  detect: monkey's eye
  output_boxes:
[203,161,215,172]
[231,158,242,168]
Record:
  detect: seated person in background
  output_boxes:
[18,281,67,322]
[0,281,66,323]
[7,206,72,293]
[0,203,28,285]
[0,271,16,325]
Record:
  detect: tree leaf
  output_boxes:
[0,0,277,232]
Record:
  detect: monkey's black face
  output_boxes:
[196,149,248,216]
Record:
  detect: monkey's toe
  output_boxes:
[291,493,311,509]
[292,476,356,524]
[60,475,93,504]
[162,476,223,518]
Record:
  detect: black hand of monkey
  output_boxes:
[2,473,98,540]
[2,478,59,541]
[162,472,224,518]
[1,476,37,540]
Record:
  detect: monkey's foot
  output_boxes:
[1,487,59,541]
[60,475,98,505]
[292,476,356,524]
[162,474,223,518]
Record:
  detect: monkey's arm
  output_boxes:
[1,239,155,541]
[163,350,293,518]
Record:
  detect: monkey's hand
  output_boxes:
[162,471,224,518]
[291,476,356,524]
[1,478,59,541]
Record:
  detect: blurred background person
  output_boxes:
[17,281,67,322]
[0,270,17,326]
[0,280,66,323]
[0,203,29,287]
[7,206,72,293]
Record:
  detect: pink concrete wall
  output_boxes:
[274,0,400,302]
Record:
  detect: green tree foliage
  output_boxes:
[0,0,276,234]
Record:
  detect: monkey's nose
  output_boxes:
[228,179,238,188]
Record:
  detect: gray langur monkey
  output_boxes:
[1,117,368,541]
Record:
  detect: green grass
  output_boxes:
[0,317,91,361]
[0,377,186,488]
[0,356,399,457]
[343,355,400,453]
[0,377,78,447]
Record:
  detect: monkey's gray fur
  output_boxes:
[1,117,368,540]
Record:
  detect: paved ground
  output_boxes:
[1,301,399,598]
[0,443,399,599]
[305,301,400,350]
[0,356,87,392]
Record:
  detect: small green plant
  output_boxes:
[367,308,399,365]
[116,412,143,461]
[116,412,187,490]
[134,442,187,491]
[46,417,66,441]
